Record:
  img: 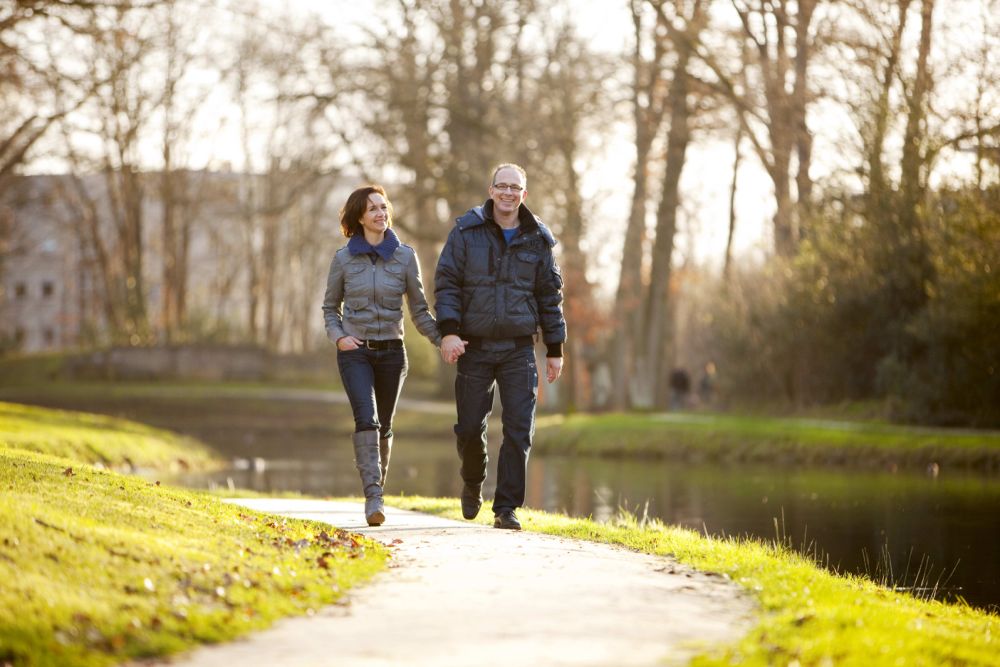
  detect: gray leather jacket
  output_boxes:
[323,243,441,346]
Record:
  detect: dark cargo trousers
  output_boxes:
[454,342,538,514]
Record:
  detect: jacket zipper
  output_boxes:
[372,261,379,339]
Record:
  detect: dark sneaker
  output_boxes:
[493,509,521,530]
[461,484,483,520]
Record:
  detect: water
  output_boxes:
[12,392,1000,610]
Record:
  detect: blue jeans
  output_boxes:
[454,343,538,513]
[337,346,408,437]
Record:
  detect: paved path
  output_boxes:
[140,499,755,667]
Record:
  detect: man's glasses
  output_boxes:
[492,183,524,193]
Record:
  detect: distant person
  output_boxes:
[698,361,717,407]
[668,367,691,410]
[434,163,567,530]
[323,185,441,526]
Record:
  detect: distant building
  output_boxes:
[0,175,93,352]
[0,171,348,353]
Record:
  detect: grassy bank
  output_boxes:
[534,412,1000,471]
[0,400,218,471]
[390,496,999,666]
[0,405,388,667]
[6,379,1000,472]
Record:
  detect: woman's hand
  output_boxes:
[337,335,364,351]
[439,335,467,364]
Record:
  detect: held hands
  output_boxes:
[440,335,468,364]
[546,357,563,384]
[437,335,563,381]
[336,335,364,351]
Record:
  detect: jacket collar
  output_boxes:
[347,228,400,262]
[457,200,556,247]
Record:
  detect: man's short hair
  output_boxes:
[490,163,527,187]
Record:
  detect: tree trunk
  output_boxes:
[612,140,650,409]
[611,0,668,410]
[641,35,696,410]
[723,123,742,282]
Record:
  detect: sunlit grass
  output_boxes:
[0,401,219,471]
[0,405,388,667]
[389,495,1000,667]
[0,449,388,667]
[533,411,1000,469]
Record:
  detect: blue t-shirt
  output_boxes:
[502,228,517,245]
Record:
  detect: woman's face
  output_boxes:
[360,193,390,236]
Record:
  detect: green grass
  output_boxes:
[0,401,218,471]
[0,403,389,667]
[534,412,1000,470]
[388,495,1000,666]
[0,449,387,667]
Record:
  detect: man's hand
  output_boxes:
[337,335,363,351]
[440,335,468,364]
[546,357,563,383]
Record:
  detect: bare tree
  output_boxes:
[522,16,614,410]
[0,1,164,192]
[609,0,672,409]
[694,0,821,257]
[635,0,710,409]
[228,7,344,351]
[157,0,210,343]
[44,3,163,344]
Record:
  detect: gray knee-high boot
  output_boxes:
[352,430,384,526]
[379,435,393,487]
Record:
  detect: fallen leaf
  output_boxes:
[63,467,74,477]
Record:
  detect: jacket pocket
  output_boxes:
[346,296,370,313]
[381,295,403,311]
[383,261,405,288]
[513,250,539,283]
[345,262,370,292]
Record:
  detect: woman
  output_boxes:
[322,185,441,526]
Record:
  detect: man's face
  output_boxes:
[489,168,527,217]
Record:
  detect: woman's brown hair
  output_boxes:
[339,184,393,238]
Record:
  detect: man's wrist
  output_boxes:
[439,320,460,337]
[545,342,563,358]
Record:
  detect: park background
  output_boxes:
[3,0,997,425]
[3,0,1000,621]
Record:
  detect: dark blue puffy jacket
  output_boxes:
[434,200,566,356]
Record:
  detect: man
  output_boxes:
[434,163,566,530]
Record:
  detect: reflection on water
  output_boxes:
[170,435,1000,611]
